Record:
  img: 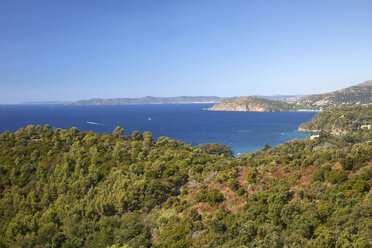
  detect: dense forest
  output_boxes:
[0,120,371,247]
[299,105,372,134]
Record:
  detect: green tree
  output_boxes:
[112,126,125,137]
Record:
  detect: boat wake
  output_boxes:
[87,121,105,126]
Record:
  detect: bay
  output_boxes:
[0,104,316,155]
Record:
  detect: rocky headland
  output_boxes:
[208,96,294,112]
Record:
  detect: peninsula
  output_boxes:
[208,96,294,112]
[298,105,372,135]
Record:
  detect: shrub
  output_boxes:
[189,208,201,221]
[312,166,331,182]
[326,169,348,184]
[341,156,354,170]
[237,187,246,196]
[227,178,240,191]
[196,188,224,206]
[247,168,258,184]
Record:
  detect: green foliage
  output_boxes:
[0,119,371,247]
[299,105,372,133]
[247,168,258,184]
[198,143,234,157]
[326,169,348,184]
[108,244,130,248]
[263,142,271,150]
[341,156,355,170]
[227,178,240,191]
[112,126,125,137]
[195,188,224,206]
[312,165,331,182]
[188,208,201,221]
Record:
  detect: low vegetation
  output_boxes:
[0,118,371,247]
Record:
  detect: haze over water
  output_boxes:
[0,104,316,155]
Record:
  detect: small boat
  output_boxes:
[148,117,152,121]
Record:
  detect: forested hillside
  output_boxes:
[299,105,372,135]
[0,124,371,247]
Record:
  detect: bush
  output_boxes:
[237,187,246,196]
[247,168,258,184]
[198,143,234,157]
[341,156,354,170]
[326,169,348,184]
[351,179,370,193]
[196,188,224,206]
[189,208,201,221]
[227,178,240,191]
[312,166,331,182]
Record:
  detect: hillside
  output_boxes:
[69,96,225,105]
[255,95,307,103]
[208,96,294,112]
[296,80,372,110]
[0,122,371,247]
[208,80,372,112]
[299,105,372,135]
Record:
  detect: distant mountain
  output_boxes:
[69,96,225,105]
[295,80,372,110]
[208,96,294,112]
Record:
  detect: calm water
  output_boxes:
[0,104,316,155]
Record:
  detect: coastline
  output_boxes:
[298,127,348,136]
[206,108,321,112]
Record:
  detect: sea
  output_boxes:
[0,104,317,155]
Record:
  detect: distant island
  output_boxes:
[208,80,372,112]
[69,96,226,105]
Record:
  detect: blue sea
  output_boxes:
[0,104,316,155]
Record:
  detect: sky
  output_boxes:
[0,0,372,103]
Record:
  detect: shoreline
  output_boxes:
[205,109,321,112]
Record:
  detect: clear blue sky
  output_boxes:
[1,0,372,103]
